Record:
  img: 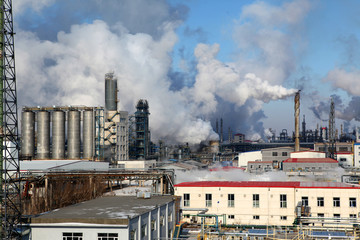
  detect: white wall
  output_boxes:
[354,143,360,168]
[337,153,353,168]
[31,224,128,240]
[238,151,262,167]
[290,151,325,159]
[118,160,156,170]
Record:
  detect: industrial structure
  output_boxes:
[0,0,22,238]
[21,106,99,160]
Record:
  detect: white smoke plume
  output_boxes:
[15,0,303,144]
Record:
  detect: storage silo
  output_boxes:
[36,111,50,159]
[52,110,65,159]
[105,72,117,111]
[21,110,35,159]
[83,109,94,159]
[67,110,81,159]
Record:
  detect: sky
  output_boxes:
[12,0,360,144]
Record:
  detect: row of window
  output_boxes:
[63,232,117,240]
[183,194,357,208]
[272,152,288,156]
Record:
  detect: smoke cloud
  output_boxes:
[15,0,304,144]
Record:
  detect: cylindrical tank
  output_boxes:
[36,111,50,159]
[21,111,35,158]
[67,110,81,159]
[105,73,117,111]
[83,110,94,159]
[52,110,65,159]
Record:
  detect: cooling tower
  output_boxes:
[52,110,65,159]
[105,72,117,111]
[83,110,94,159]
[67,110,81,159]
[21,111,35,158]
[36,111,50,159]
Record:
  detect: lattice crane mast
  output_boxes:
[0,0,21,239]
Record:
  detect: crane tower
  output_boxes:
[0,0,21,238]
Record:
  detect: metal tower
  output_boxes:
[329,98,336,159]
[134,99,150,159]
[0,0,21,238]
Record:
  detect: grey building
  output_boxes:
[261,147,295,162]
[30,195,179,240]
[282,158,339,172]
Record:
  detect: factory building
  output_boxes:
[30,195,178,240]
[175,181,360,227]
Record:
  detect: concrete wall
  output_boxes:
[282,162,338,172]
[117,160,156,170]
[261,147,293,162]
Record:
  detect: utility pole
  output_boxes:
[0,0,21,238]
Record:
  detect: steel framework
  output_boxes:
[329,98,336,159]
[0,0,21,238]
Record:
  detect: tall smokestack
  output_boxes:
[220,118,223,143]
[294,91,300,152]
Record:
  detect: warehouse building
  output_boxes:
[174,181,360,227]
[30,195,179,240]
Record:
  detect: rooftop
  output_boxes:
[174,181,360,189]
[31,195,175,225]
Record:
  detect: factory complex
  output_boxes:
[13,75,360,239]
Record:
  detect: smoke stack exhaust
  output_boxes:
[294,91,300,152]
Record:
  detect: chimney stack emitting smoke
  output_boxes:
[294,91,300,152]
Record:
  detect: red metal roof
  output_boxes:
[283,158,338,163]
[174,181,360,189]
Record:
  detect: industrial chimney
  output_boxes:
[294,91,300,152]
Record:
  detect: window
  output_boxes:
[228,215,235,219]
[97,233,118,240]
[141,224,147,238]
[63,233,83,240]
[339,147,348,151]
[228,194,235,208]
[272,152,278,156]
[350,197,357,207]
[168,212,173,222]
[333,197,340,207]
[253,194,260,208]
[340,158,346,162]
[350,214,357,219]
[334,214,340,222]
[282,152,288,156]
[151,220,156,231]
[302,197,308,206]
[317,213,324,218]
[206,194,212,207]
[317,197,324,207]
[160,216,165,226]
[130,230,136,240]
[280,194,287,208]
[253,215,260,220]
[183,214,190,218]
[183,193,190,207]
[280,216,287,220]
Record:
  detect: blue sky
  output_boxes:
[13,0,360,143]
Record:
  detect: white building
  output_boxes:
[174,181,360,226]
[290,151,326,159]
[238,151,261,168]
[354,143,360,168]
[337,152,353,168]
[30,195,178,240]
